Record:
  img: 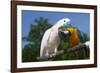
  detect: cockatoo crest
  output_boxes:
[53,18,71,29]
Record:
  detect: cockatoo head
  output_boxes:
[55,18,71,28]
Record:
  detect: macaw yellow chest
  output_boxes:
[67,28,80,48]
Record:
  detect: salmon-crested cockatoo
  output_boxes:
[40,18,71,57]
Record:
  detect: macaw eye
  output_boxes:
[68,30,71,36]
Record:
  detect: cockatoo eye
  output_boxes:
[64,20,66,22]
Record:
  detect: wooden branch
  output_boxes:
[37,42,89,60]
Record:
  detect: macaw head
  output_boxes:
[66,27,77,35]
[59,27,78,42]
[59,28,72,42]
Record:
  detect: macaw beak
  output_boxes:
[58,30,71,41]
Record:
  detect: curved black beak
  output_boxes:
[58,30,71,41]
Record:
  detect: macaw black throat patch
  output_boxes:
[58,30,71,42]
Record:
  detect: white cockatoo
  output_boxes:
[40,18,71,57]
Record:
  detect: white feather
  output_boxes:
[40,18,71,57]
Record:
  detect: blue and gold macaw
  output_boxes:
[59,26,90,59]
[64,27,89,48]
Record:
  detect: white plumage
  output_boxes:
[40,18,71,57]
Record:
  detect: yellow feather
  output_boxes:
[66,28,80,48]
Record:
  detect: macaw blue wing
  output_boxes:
[77,29,90,59]
[77,29,86,43]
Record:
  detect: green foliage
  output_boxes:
[22,44,39,62]
[22,17,52,62]
[22,17,90,62]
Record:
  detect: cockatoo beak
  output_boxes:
[64,21,71,27]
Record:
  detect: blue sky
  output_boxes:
[22,10,90,47]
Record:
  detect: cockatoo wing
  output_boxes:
[40,29,51,57]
